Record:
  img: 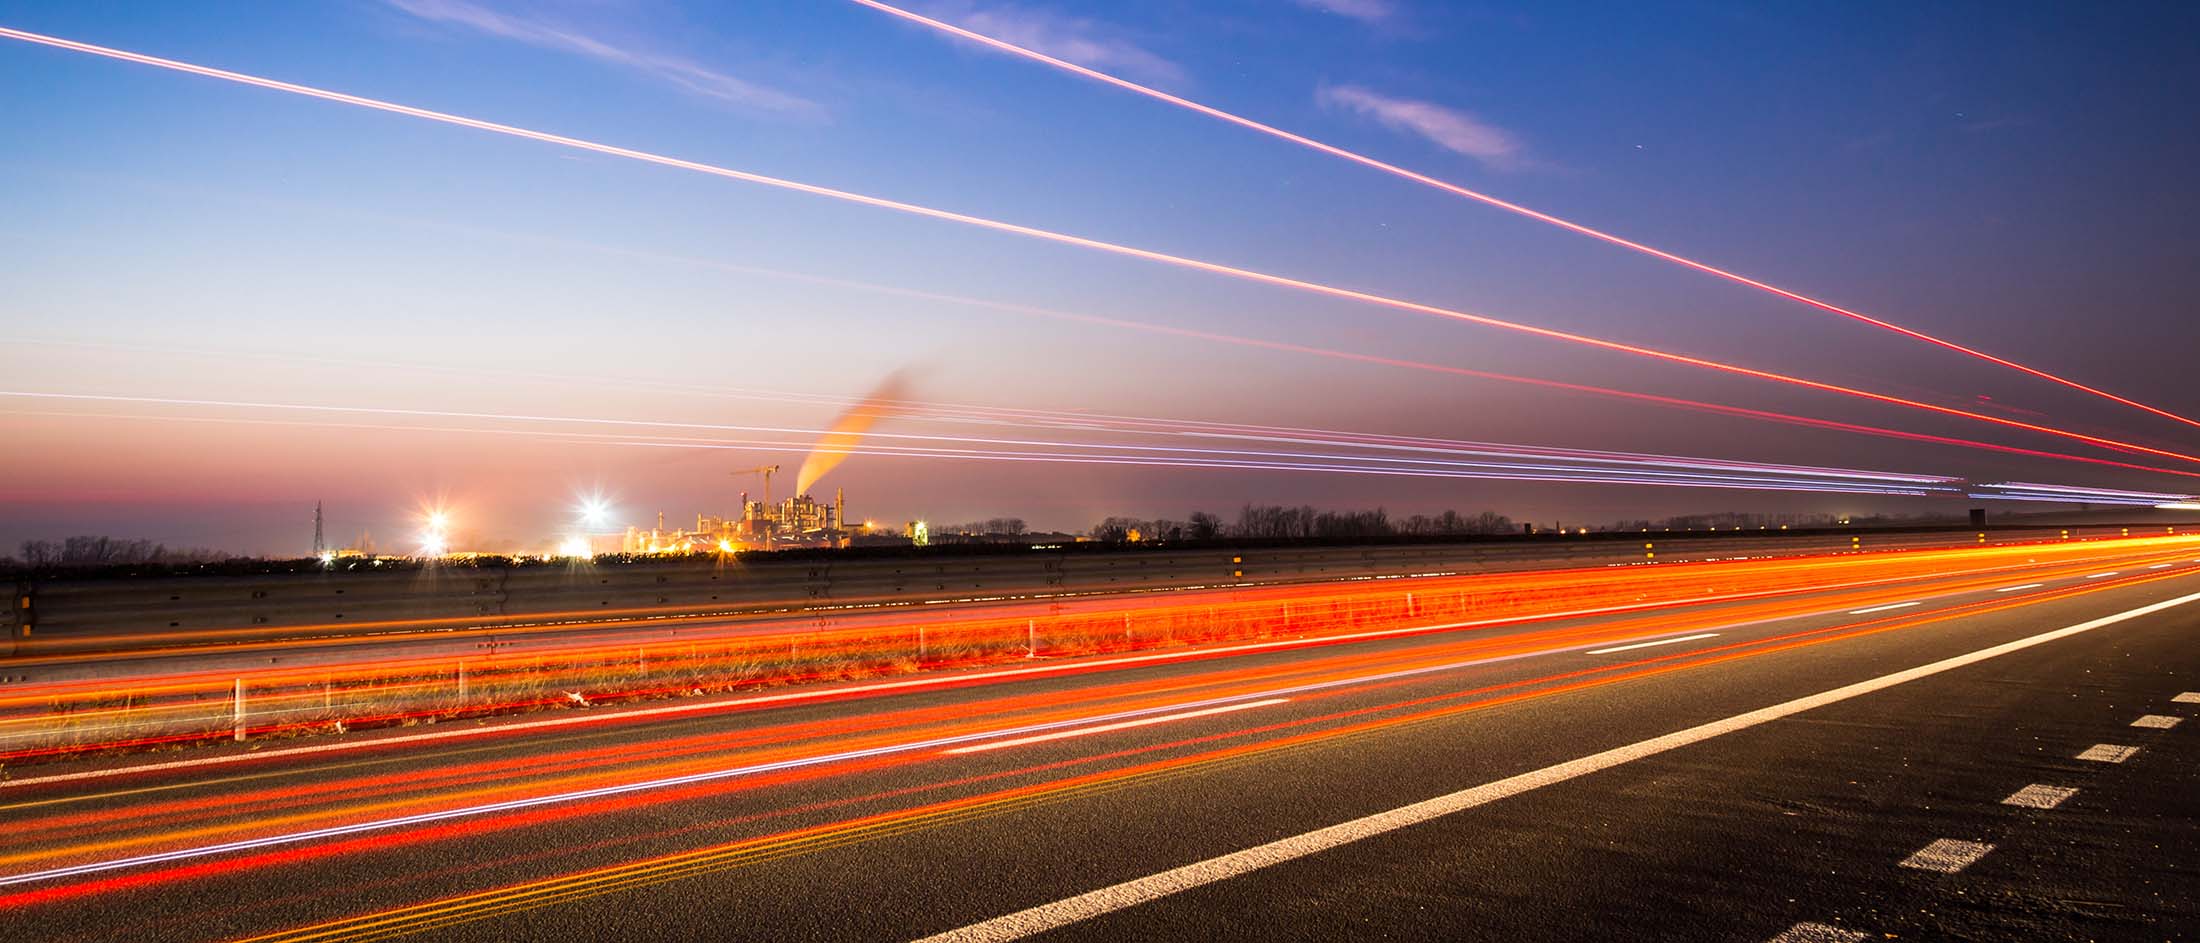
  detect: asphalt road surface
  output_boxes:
[1,541,2194,942]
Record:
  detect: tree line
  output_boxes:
[13,536,232,568]
[1089,505,1515,542]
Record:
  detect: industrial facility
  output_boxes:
[623,487,862,554]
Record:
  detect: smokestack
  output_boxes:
[835,488,844,529]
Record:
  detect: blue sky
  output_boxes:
[2,1,2197,553]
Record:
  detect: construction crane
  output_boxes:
[732,465,780,546]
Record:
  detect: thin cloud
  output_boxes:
[920,2,1186,85]
[387,0,820,115]
[1290,0,1397,24]
[1318,83,1523,170]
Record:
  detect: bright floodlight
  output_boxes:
[578,496,611,529]
[558,536,592,558]
[425,509,451,531]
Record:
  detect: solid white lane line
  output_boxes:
[1848,601,1920,614]
[2174,692,2200,704]
[1583,633,1719,655]
[2002,784,2077,809]
[2077,744,2140,763]
[1900,838,1993,873]
[1993,583,2045,593]
[2085,572,2119,579]
[944,700,1288,755]
[2131,714,2182,729]
[914,589,2200,943]
[1768,922,1868,943]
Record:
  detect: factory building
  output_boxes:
[623,488,864,553]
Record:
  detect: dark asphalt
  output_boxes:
[1,548,2194,943]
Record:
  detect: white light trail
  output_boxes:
[847,0,2200,433]
[0,390,1971,497]
[2,25,2194,467]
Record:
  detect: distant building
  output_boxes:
[623,488,862,553]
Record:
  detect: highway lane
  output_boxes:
[6,532,2165,683]
[1004,579,2200,942]
[7,538,2194,760]
[7,539,2191,783]
[0,547,2195,941]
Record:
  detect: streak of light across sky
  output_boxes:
[30,318,2200,488]
[2,24,2196,472]
[846,0,2200,434]
[0,390,2007,499]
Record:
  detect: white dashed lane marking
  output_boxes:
[2002,784,2078,809]
[1993,583,2044,593]
[2148,563,2173,569]
[2175,692,2200,704]
[2130,715,2182,729]
[1900,838,1994,873]
[943,699,1289,755]
[1768,922,1868,943]
[2084,572,2120,579]
[1847,601,1920,614]
[1582,633,1719,655]
[2077,744,2141,763]
[917,591,2200,943]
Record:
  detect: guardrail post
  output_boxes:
[456,662,468,702]
[1026,619,1036,658]
[232,678,247,742]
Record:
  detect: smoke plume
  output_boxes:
[796,370,914,495]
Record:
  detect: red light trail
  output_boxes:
[0,540,2194,926]
[846,0,2200,434]
[1,25,2193,467]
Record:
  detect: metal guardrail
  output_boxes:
[0,526,2151,657]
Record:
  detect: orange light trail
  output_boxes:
[1,536,2191,860]
[11,556,2192,931]
[847,0,2200,434]
[1,24,2194,465]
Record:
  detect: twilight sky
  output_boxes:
[3,0,2198,555]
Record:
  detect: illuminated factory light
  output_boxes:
[577,495,611,529]
[557,536,592,559]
